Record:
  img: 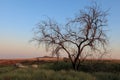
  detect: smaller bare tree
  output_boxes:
[32,4,109,70]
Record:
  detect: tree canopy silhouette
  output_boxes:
[32,3,109,70]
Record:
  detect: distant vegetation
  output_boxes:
[0,60,120,80]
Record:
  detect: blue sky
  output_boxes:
[0,0,120,59]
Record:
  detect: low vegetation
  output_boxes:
[0,60,120,80]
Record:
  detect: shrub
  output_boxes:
[49,61,73,71]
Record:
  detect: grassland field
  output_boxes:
[0,58,120,80]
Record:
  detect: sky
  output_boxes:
[0,0,120,59]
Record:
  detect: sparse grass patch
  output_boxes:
[0,68,95,80]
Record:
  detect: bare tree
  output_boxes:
[32,4,108,70]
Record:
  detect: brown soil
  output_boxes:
[0,57,63,65]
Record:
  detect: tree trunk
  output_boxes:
[72,62,78,71]
[72,58,81,71]
[76,59,81,70]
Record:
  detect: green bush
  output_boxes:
[79,62,120,72]
[50,61,73,71]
